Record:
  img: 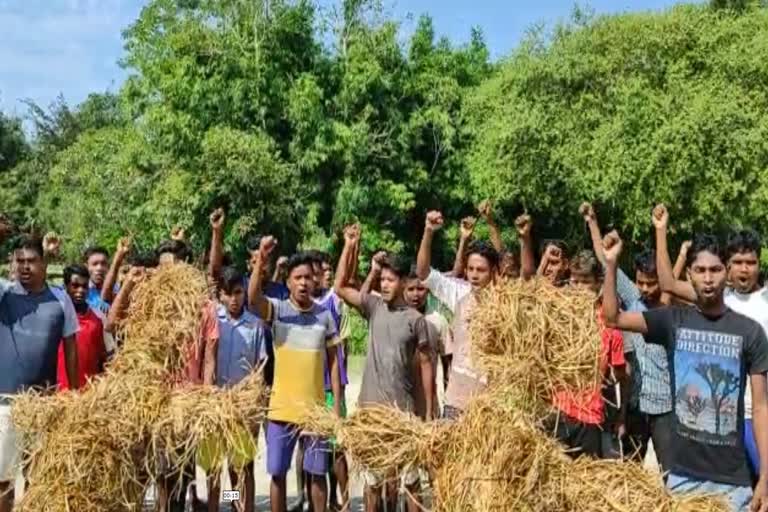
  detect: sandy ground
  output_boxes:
[14,355,657,510]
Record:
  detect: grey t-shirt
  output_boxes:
[357,293,430,412]
[0,280,79,395]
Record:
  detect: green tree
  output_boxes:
[467,4,768,251]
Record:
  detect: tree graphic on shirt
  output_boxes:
[695,362,739,435]
[684,394,707,423]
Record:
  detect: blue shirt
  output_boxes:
[86,286,111,315]
[616,269,672,415]
[0,280,79,395]
[215,305,267,388]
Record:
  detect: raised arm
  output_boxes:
[334,224,364,310]
[208,208,225,281]
[652,205,696,303]
[247,236,276,320]
[478,200,504,253]
[602,231,649,334]
[42,232,62,265]
[271,256,288,284]
[451,216,476,278]
[673,240,691,280]
[416,211,444,280]
[580,203,605,264]
[105,266,145,334]
[102,237,131,303]
[515,214,535,280]
[360,251,385,296]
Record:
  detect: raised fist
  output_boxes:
[602,231,623,264]
[460,217,477,240]
[651,204,669,230]
[514,214,532,238]
[425,211,444,232]
[579,202,595,222]
[209,208,225,231]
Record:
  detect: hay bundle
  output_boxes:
[431,396,570,512]
[150,369,267,476]
[13,372,167,512]
[12,264,268,511]
[468,278,602,417]
[302,405,446,477]
[558,458,729,512]
[111,263,209,376]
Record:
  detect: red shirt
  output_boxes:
[171,300,219,387]
[57,308,106,390]
[553,308,625,425]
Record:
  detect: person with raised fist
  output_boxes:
[603,227,768,512]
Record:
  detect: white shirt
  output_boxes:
[724,287,768,419]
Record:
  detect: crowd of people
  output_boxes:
[0,199,767,512]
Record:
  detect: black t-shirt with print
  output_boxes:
[642,306,768,486]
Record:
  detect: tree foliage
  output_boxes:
[467,3,768,251]
[5,2,768,263]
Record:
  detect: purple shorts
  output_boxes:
[266,420,329,477]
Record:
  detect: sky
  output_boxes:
[0,0,688,116]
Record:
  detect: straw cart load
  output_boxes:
[303,278,729,512]
[11,264,267,512]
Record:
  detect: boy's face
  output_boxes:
[288,264,316,305]
[688,251,727,306]
[466,253,494,290]
[543,244,568,284]
[728,250,760,294]
[570,271,600,294]
[311,262,324,296]
[500,252,520,279]
[220,284,246,317]
[403,278,429,309]
[158,252,178,266]
[635,270,661,304]
[380,268,404,304]
[321,262,333,290]
[66,274,90,306]
[87,252,108,286]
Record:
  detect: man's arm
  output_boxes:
[515,214,535,280]
[416,211,444,281]
[208,209,225,281]
[102,237,131,303]
[672,240,691,280]
[62,334,79,390]
[750,373,768,511]
[419,348,435,421]
[652,205,696,302]
[537,245,556,277]
[328,345,342,417]
[451,217,476,278]
[203,335,217,385]
[334,224,364,310]
[271,256,288,284]
[360,251,384,296]
[105,266,145,333]
[580,203,605,264]
[478,200,504,253]
[247,237,276,320]
[602,232,649,334]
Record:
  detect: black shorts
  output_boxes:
[546,413,603,459]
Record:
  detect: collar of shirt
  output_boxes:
[216,303,259,327]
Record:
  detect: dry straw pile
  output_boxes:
[303,278,728,512]
[11,264,267,512]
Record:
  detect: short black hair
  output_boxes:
[466,240,500,269]
[15,236,44,260]
[305,249,327,267]
[128,251,159,268]
[83,246,109,262]
[634,249,657,276]
[246,234,262,254]
[220,266,245,294]
[156,239,193,263]
[570,250,602,279]
[540,239,569,258]
[63,264,90,286]
[686,234,726,268]
[725,229,761,262]
[380,254,412,279]
[286,252,316,277]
